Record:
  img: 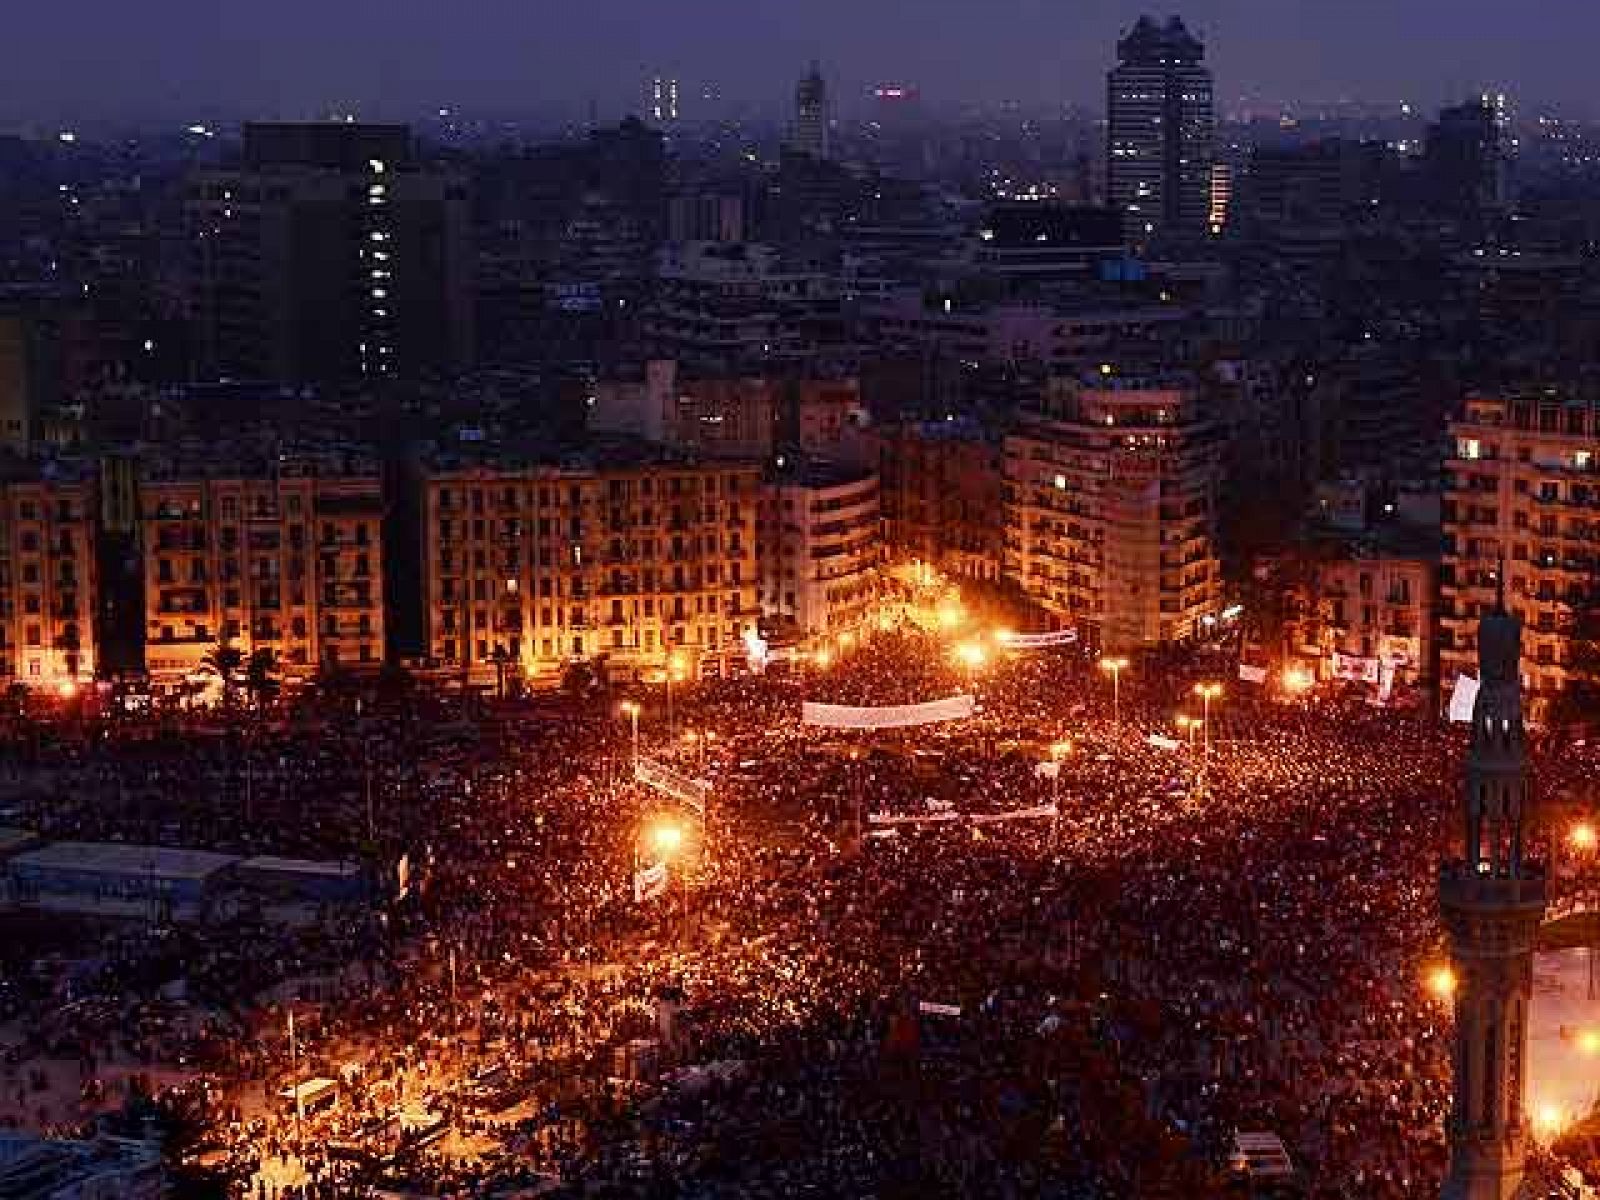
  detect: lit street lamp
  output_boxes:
[1426,963,1458,1004]
[1175,714,1199,750]
[619,701,641,764]
[1193,682,1223,760]
[1099,657,1129,724]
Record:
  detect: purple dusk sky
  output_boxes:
[4,1,1597,127]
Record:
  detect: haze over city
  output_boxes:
[7,1,1600,127]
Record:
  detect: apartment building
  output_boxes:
[1004,374,1223,649]
[423,452,759,688]
[758,463,882,641]
[1441,391,1600,718]
[142,460,386,690]
[0,472,97,690]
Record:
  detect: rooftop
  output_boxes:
[237,856,363,879]
[10,841,240,881]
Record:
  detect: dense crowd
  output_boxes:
[1,623,1597,1198]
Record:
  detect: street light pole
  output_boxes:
[1099,657,1129,724]
[1193,683,1222,761]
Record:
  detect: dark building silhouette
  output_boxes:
[187,122,474,384]
[1426,98,1509,233]
[1107,15,1215,244]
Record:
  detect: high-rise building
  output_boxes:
[1106,15,1215,243]
[1426,96,1510,231]
[422,454,759,688]
[650,76,681,124]
[141,459,387,692]
[187,122,474,384]
[1438,598,1545,1200]
[757,462,882,641]
[1440,392,1600,723]
[1004,374,1223,649]
[792,64,830,161]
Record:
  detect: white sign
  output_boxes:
[997,629,1079,650]
[1147,734,1182,751]
[918,1001,962,1018]
[1332,652,1380,684]
[802,694,975,730]
[635,757,708,813]
[1448,674,1480,723]
[1237,664,1268,684]
[633,861,668,903]
[742,628,769,674]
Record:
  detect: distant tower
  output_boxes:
[651,76,680,124]
[1106,15,1215,243]
[1438,592,1548,1200]
[792,63,830,160]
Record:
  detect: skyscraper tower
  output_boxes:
[1106,15,1214,243]
[792,63,830,160]
[1438,591,1548,1200]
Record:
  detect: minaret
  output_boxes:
[1439,588,1548,1200]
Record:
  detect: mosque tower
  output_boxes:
[1439,589,1548,1199]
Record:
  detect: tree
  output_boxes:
[199,637,244,709]
[243,647,281,712]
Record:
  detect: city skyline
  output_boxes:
[5,1,1600,129]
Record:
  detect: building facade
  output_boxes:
[1106,15,1215,243]
[758,464,882,641]
[0,474,97,690]
[142,464,386,690]
[1440,392,1600,721]
[187,122,474,383]
[423,457,760,687]
[1004,376,1223,649]
[792,64,830,160]
[874,421,1006,584]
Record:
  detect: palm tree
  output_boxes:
[199,637,243,709]
[244,647,281,712]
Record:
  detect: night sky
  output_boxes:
[6,0,1599,127]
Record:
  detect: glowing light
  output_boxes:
[1569,822,1598,853]
[814,650,833,670]
[1576,1028,1600,1056]
[953,642,988,670]
[57,680,78,700]
[1532,1102,1567,1141]
[649,822,685,859]
[1426,964,1458,1002]
[1099,657,1129,676]
[1282,667,1314,695]
[1049,740,1073,760]
[1193,682,1223,701]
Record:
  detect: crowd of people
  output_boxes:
[1,618,1597,1198]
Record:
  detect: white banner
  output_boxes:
[1377,662,1396,704]
[1448,674,1480,723]
[633,861,668,903]
[1332,651,1381,684]
[635,758,708,813]
[1034,761,1061,780]
[802,694,975,730]
[1147,734,1182,751]
[918,1001,962,1018]
[1237,664,1268,684]
[970,804,1058,825]
[998,629,1079,649]
[869,804,1056,827]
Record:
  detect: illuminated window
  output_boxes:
[1460,438,1482,460]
